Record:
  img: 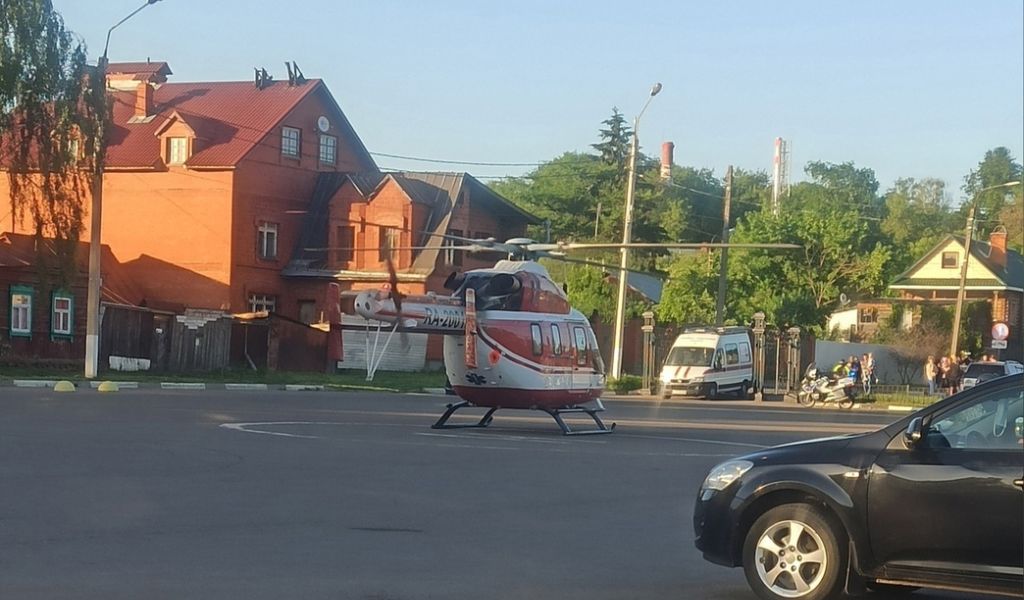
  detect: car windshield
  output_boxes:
[664,346,714,367]
[965,363,1004,378]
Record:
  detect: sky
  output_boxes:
[54,0,1024,201]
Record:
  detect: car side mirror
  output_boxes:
[904,417,925,447]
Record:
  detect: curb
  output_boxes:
[160,382,206,390]
[224,383,269,391]
[13,379,59,388]
[284,384,324,391]
[89,381,139,389]
[886,405,917,412]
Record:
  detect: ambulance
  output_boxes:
[658,326,754,399]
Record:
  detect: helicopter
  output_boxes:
[338,234,798,435]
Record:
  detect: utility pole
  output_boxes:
[609,82,661,380]
[715,166,733,326]
[85,0,164,380]
[949,205,976,357]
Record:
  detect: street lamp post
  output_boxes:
[948,180,1022,358]
[85,0,163,379]
[609,83,661,380]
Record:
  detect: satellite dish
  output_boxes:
[839,293,850,306]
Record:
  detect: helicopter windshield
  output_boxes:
[664,346,714,367]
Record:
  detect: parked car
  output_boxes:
[962,360,1024,389]
[693,373,1023,600]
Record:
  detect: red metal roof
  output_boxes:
[107,79,331,169]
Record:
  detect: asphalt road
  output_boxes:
[0,389,996,599]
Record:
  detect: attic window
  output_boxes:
[319,134,336,165]
[167,137,189,164]
[282,126,301,158]
[941,251,958,269]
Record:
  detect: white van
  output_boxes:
[658,326,754,399]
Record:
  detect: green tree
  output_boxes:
[880,177,957,275]
[727,205,891,331]
[590,108,631,172]
[963,147,1023,235]
[1,0,98,275]
[998,201,1023,253]
[655,251,717,325]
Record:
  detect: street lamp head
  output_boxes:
[650,83,663,97]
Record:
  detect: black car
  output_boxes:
[694,373,1023,600]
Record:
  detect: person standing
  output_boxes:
[924,355,936,395]
[862,353,875,395]
[945,355,962,396]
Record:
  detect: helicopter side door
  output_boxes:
[571,324,589,392]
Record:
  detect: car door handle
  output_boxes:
[1015,479,1024,489]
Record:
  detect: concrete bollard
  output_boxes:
[53,380,76,392]
[97,381,119,393]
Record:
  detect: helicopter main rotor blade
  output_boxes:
[531,242,801,251]
[534,252,663,278]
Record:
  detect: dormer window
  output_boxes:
[167,137,189,164]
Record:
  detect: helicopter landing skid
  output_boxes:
[431,401,498,430]
[431,401,616,436]
[540,405,616,436]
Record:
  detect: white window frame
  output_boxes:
[319,134,337,165]
[168,137,189,164]
[281,126,301,158]
[258,222,279,260]
[248,294,277,314]
[11,288,32,336]
[445,229,463,266]
[52,294,73,336]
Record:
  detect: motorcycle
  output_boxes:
[797,362,856,409]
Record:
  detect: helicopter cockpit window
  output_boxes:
[530,323,543,356]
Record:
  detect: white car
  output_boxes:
[962,360,1024,389]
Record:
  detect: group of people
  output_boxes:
[923,352,996,396]
[831,353,877,395]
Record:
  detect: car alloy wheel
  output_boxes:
[743,504,843,600]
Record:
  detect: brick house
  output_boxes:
[0,233,140,361]
[889,230,1023,360]
[1,62,537,367]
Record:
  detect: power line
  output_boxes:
[370,151,546,167]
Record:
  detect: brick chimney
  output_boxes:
[135,81,153,119]
[660,141,674,182]
[989,229,1007,269]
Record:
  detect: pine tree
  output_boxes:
[591,108,632,170]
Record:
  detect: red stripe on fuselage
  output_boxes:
[451,386,602,409]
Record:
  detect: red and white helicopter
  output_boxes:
[345,235,796,435]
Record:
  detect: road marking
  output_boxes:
[220,422,319,439]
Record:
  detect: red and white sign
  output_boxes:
[992,321,1010,341]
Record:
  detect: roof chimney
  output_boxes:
[989,229,1007,269]
[135,81,153,119]
[660,141,674,182]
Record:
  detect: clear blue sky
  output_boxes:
[55,0,1023,200]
